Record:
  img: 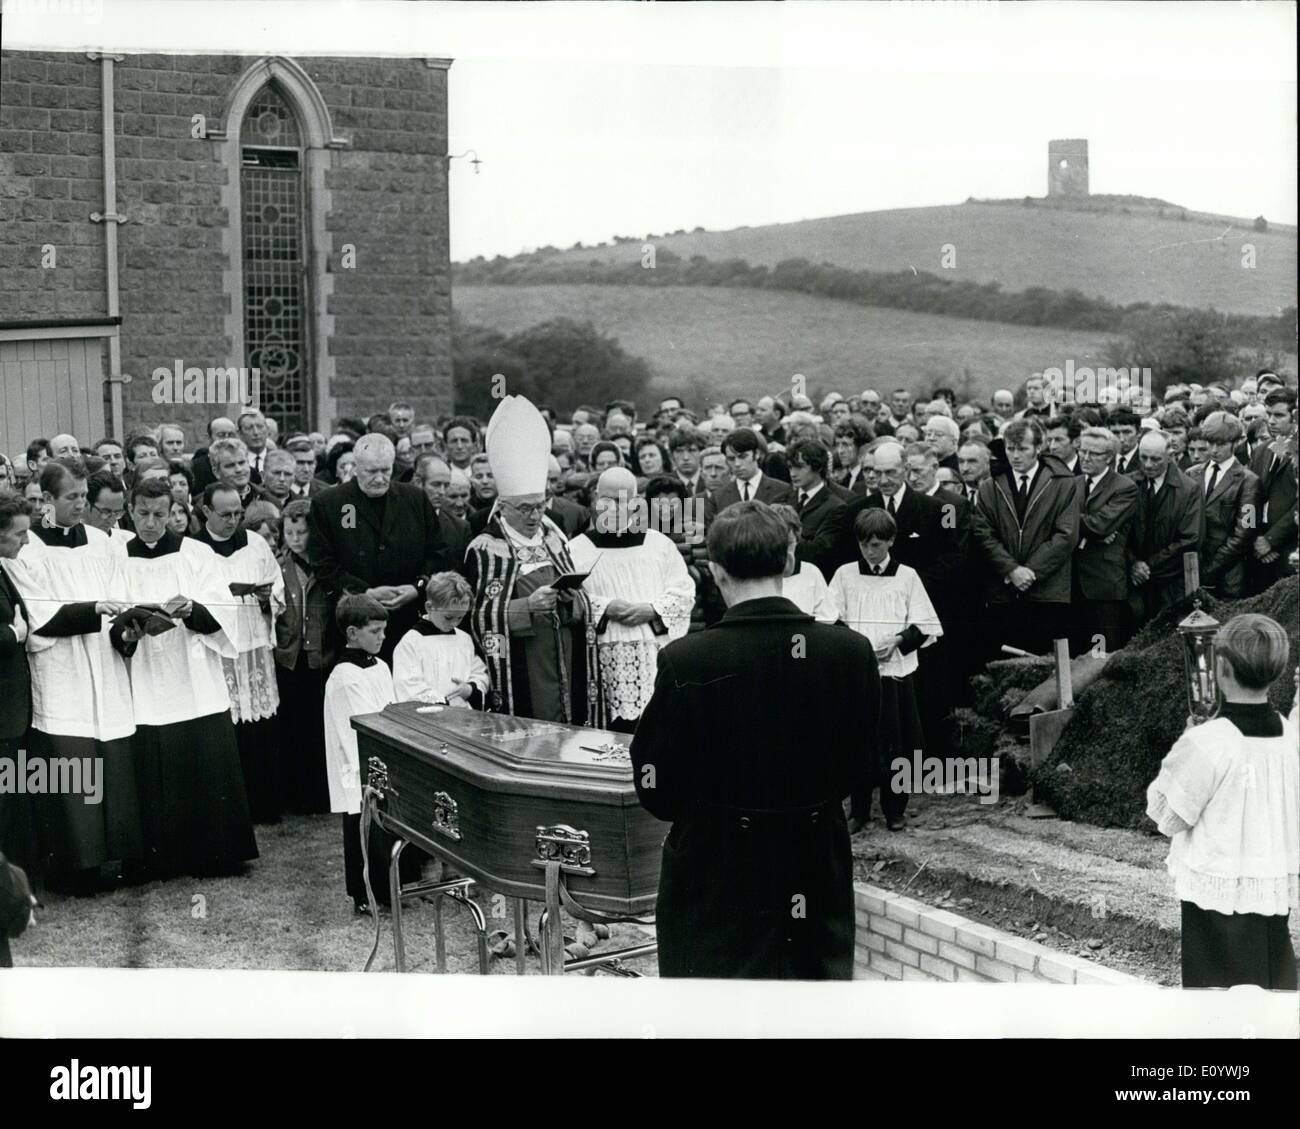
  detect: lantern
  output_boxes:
[1177,600,1221,724]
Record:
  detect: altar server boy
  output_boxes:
[392,571,489,708]
[828,507,943,833]
[323,594,418,913]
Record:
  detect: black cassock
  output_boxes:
[630,596,880,979]
[307,480,447,664]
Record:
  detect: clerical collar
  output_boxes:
[195,526,248,557]
[337,647,378,668]
[584,526,646,548]
[127,530,183,558]
[413,618,457,637]
[32,522,88,548]
[858,554,897,576]
[1219,700,1281,738]
[500,516,544,548]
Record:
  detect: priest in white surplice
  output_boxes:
[193,483,286,824]
[111,478,257,877]
[8,458,140,888]
[568,468,695,733]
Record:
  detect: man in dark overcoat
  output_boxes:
[631,500,880,979]
[1126,430,1204,627]
[307,433,447,665]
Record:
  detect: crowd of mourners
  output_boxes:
[0,367,1296,981]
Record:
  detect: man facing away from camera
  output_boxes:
[631,500,881,979]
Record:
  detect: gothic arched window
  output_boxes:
[241,83,307,431]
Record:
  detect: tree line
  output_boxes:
[453,250,1296,358]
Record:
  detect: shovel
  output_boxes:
[1025,638,1073,819]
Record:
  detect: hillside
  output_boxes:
[453,284,1118,406]
[511,201,1297,318]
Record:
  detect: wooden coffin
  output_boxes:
[352,702,667,915]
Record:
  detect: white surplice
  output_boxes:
[323,658,394,814]
[204,530,286,724]
[567,529,695,721]
[827,559,943,678]
[782,560,840,624]
[10,525,134,741]
[392,624,489,708]
[118,537,239,726]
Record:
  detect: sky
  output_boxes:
[9,0,1297,260]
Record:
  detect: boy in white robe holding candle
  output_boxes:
[392,571,489,708]
[112,478,257,877]
[1147,614,1298,989]
[829,506,942,833]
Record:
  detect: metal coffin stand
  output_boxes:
[354,702,665,976]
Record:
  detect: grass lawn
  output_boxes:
[454,283,1122,407]
[535,202,1298,316]
[12,813,658,976]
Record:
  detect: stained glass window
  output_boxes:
[241,84,307,431]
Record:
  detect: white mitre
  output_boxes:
[486,394,551,498]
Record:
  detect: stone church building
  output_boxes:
[0,50,453,457]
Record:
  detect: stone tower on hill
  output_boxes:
[1048,139,1089,197]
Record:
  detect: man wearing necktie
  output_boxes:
[1109,408,1141,477]
[238,409,271,482]
[970,419,1081,656]
[1246,389,1297,595]
[1126,430,1203,627]
[786,440,847,580]
[1197,412,1262,599]
[701,429,794,526]
[958,440,991,509]
[1070,428,1138,656]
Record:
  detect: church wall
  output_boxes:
[0,51,452,447]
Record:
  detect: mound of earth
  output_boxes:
[1031,579,1299,829]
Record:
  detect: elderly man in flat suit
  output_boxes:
[631,501,880,979]
[1197,412,1263,600]
[1247,391,1297,595]
[307,433,447,664]
[1070,427,1138,656]
[1127,430,1204,626]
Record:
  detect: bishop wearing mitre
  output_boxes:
[464,395,603,725]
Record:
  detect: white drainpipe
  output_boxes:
[88,51,127,440]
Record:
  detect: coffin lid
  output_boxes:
[351,702,638,802]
